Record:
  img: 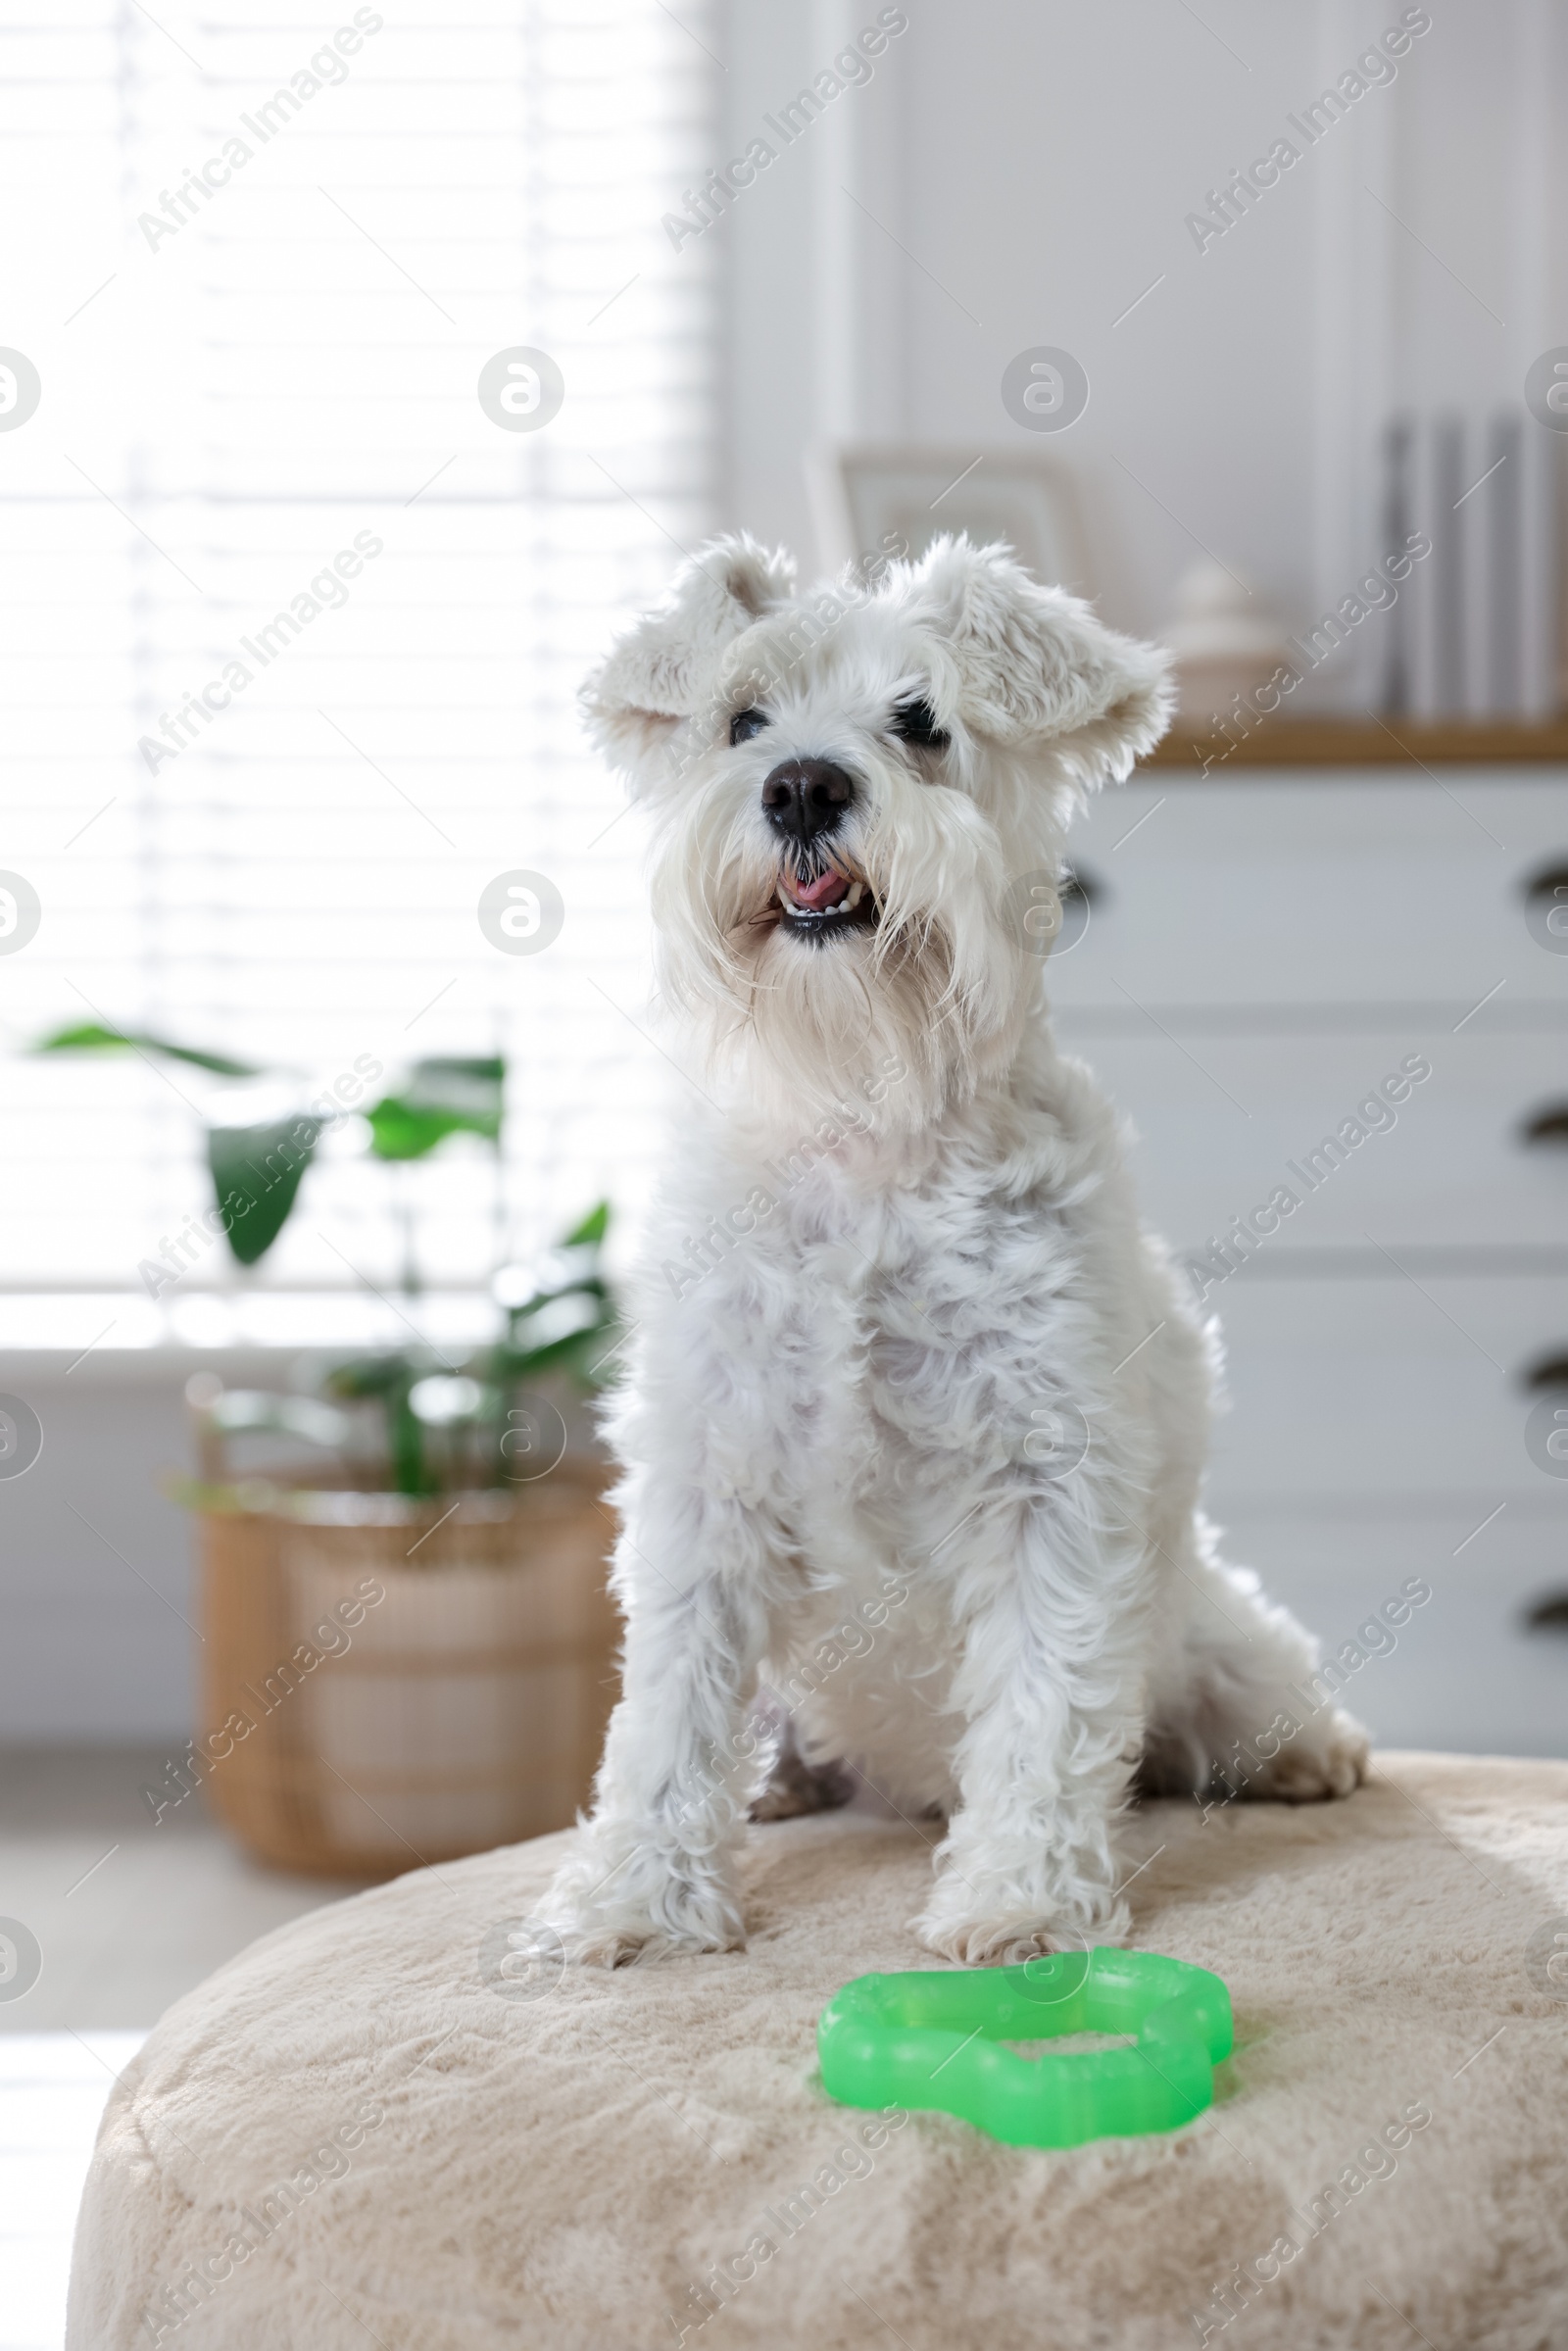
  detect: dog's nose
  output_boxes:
[760,758,856,844]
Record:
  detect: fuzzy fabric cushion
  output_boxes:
[69,1752,1568,2351]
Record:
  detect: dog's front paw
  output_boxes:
[539,1829,744,1966]
[1250,1706,1369,1802]
[916,1914,1077,1968]
[913,1876,1131,1968]
[542,1903,671,1971]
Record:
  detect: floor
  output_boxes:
[0,1748,367,2351]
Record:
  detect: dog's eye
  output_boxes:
[729,708,770,746]
[891,699,950,751]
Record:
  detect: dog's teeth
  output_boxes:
[774,873,870,924]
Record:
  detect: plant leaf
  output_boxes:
[389,1376,436,1496]
[505,1292,607,1353]
[563,1199,611,1248]
[487,1297,621,1390]
[318,1353,442,1495]
[366,1056,504,1159]
[207,1114,322,1265]
[364,1099,466,1159]
[33,1021,261,1076]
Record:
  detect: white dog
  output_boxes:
[544,532,1367,1968]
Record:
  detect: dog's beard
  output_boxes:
[649,764,1034,1141]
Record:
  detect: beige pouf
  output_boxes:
[70,1753,1568,2351]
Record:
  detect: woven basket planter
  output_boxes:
[192,1464,620,1877]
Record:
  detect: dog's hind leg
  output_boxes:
[1141,1514,1369,1805]
[747,1689,855,1820]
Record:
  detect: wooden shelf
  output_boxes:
[1140,715,1568,771]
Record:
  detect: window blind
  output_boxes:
[0,0,720,1351]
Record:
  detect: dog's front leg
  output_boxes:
[914,1498,1146,1966]
[540,1492,772,1966]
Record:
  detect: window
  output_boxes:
[1,0,720,1349]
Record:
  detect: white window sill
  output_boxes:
[0,1290,505,1362]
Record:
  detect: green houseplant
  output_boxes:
[37,1023,505,1270]
[37,1020,626,1875]
[34,1021,620,1493]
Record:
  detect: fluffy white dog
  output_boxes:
[544,532,1367,1968]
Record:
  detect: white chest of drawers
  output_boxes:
[1050,770,1568,1756]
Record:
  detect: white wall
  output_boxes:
[722,0,1568,690]
[1,1355,211,1743]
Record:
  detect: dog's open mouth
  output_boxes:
[775,863,878,940]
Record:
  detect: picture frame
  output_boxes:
[808,441,1097,597]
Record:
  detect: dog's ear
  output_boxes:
[581,533,797,790]
[911,536,1172,786]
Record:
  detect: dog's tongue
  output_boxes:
[790,868,850,911]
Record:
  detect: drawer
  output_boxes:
[1197,1275,1568,1505]
[1054,1028,1568,1251]
[1049,773,1568,1010]
[1211,1509,1567,1759]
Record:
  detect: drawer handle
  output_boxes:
[1522,1104,1568,1146]
[1524,1350,1568,1390]
[1524,860,1568,953]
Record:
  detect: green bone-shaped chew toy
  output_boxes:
[817,1948,1233,2148]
